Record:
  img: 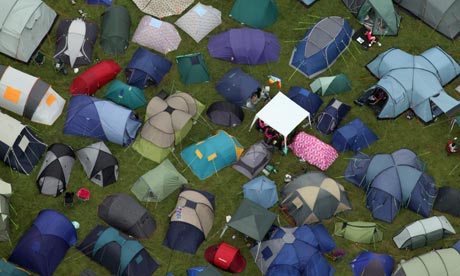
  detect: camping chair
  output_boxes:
[77,188,90,201]
[53,58,68,75]
[32,51,45,66]
[64,192,74,207]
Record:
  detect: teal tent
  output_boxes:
[104,80,146,110]
[310,74,352,96]
[176,53,210,85]
[229,0,278,29]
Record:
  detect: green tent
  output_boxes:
[310,74,352,96]
[131,159,188,202]
[356,0,401,35]
[224,199,276,241]
[176,53,210,85]
[229,0,278,29]
[104,80,146,110]
[334,221,383,244]
[100,5,131,55]
[197,265,223,276]
[393,248,460,276]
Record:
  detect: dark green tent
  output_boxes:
[100,5,131,55]
[310,73,352,96]
[104,80,146,110]
[176,53,210,85]
[229,0,278,29]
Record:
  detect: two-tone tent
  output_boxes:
[331,118,378,152]
[345,149,437,223]
[393,248,460,276]
[229,0,278,29]
[0,65,65,125]
[175,3,222,43]
[100,5,130,55]
[0,179,12,242]
[131,0,193,18]
[206,101,244,127]
[77,225,159,276]
[334,221,383,244]
[64,95,141,146]
[132,16,181,55]
[104,80,146,110]
[54,19,98,68]
[69,60,121,96]
[176,53,210,85]
[289,17,353,79]
[8,210,77,276]
[163,187,215,254]
[215,68,262,106]
[181,130,244,180]
[287,86,323,117]
[98,193,156,239]
[393,216,456,250]
[289,132,339,171]
[0,0,57,62]
[310,74,352,96]
[125,47,172,89]
[36,143,75,197]
[0,111,46,174]
[233,140,272,179]
[350,251,394,276]
[281,171,352,225]
[315,98,351,135]
[356,47,460,123]
[251,225,336,276]
[433,186,460,217]
[242,176,278,208]
[131,159,188,202]
[76,142,119,187]
[208,28,280,65]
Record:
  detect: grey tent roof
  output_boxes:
[76,142,118,187]
[393,248,460,276]
[233,141,272,179]
[36,143,75,197]
[0,179,12,242]
[175,2,222,43]
[98,193,156,239]
[393,216,456,250]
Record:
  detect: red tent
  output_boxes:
[69,60,121,96]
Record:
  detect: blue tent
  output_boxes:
[181,130,244,180]
[289,16,353,79]
[350,251,394,276]
[287,86,323,117]
[344,149,437,223]
[316,98,351,135]
[77,225,158,276]
[8,210,77,276]
[64,95,141,146]
[243,176,278,208]
[86,0,112,5]
[215,68,262,106]
[357,47,460,122]
[125,48,172,89]
[331,118,378,152]
[251,225,336,276]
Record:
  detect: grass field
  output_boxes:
[2,0,460,275]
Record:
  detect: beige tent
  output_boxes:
[175,2,222,43]
[132,0,193,19]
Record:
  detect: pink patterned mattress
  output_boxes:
[289,132,338,171]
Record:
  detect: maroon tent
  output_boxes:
[69,60,121,96]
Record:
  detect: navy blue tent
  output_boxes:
[345,149,437,223]
[289,16,353,78]
[251,225,336,276]
[315,98,351,135]
[331,118,378,152]
[86,0,112,5]
[350,251,394,276]
[216,68,262,106]
[125,48,172,89]
[77,225,158,276]
[208,28,280,65]
[8,210,77,276]
[287,86,323,117]
[64,95,141,146]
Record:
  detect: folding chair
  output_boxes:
[77,188,90,201]
[32,51,45,66]
[64,192,74,207]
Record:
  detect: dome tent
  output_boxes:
[76,142,119,187]
[100,5,131,55]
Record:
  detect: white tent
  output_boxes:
[250,92,311,149]
[175,2,222,43]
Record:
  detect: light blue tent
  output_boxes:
[181,131,244,180]
[243,176,278,208]
[357,47,460,122]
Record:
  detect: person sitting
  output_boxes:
[365,29,381,47]
[447,137,459,153]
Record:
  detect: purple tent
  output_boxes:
[207,28,280,65]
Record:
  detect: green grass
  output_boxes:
[2,0,460,275]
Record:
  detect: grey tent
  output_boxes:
[175,3,222,43]
[0,0,57,62]
[433,186,460,217]
[0,179,12,242]
[393,248,460,276]
[98,193,156,239]
[131,159,188,202]
[100,5,131,55]
[395,0,460,39]
[232,141,273,179]
[36,143,75,197]
[54,18,99,68]
[281,171,352,225]
[206,101,244,127]
[393,216,456,250]
[76,142,118,187]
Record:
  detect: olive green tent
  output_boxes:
[131,159,188,202]
[176,53,210,85]
[229,0,278,29]
[100,5,131,55]
[334,221,383,244]
[310,74,352,96]
[393,248,460,276]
